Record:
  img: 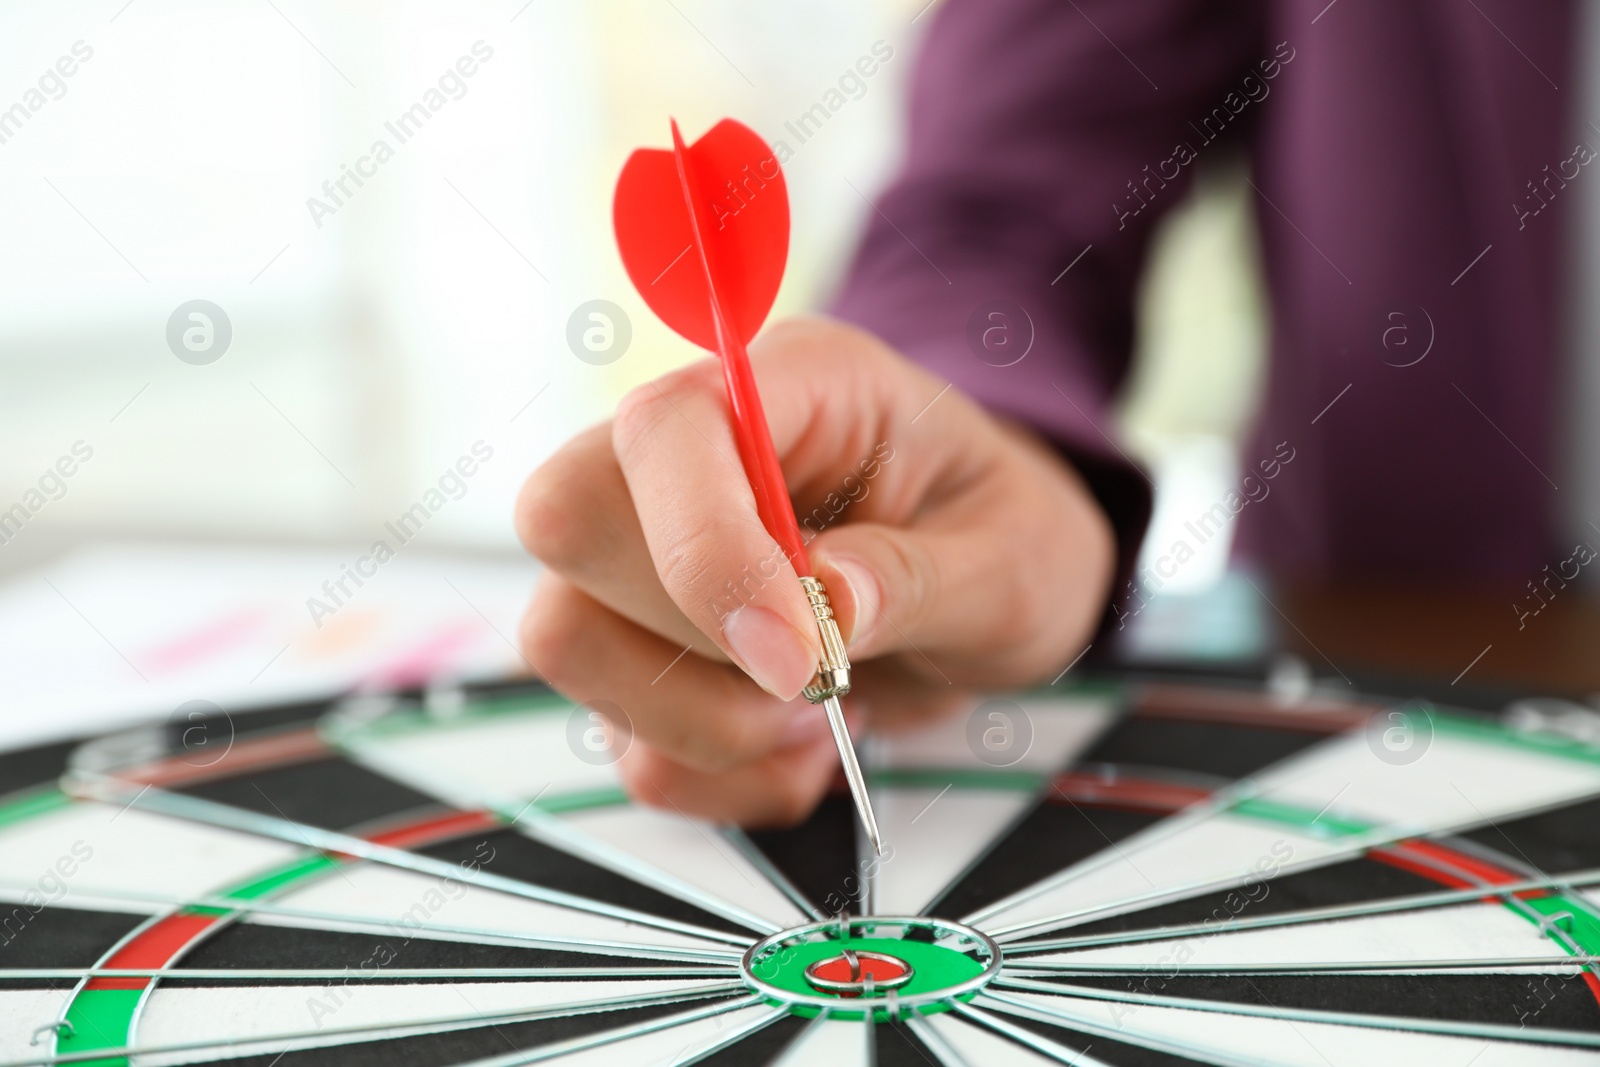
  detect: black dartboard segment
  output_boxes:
[744,792,862,916]
[172,922,715,984]
[174,755,442,833]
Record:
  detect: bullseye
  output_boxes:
[739,916,1001,1019]
[803,949,914,997]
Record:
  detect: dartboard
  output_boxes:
[5,674,1600,1066]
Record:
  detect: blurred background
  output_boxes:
[0,0,1334,740]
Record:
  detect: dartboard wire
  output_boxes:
[902,1013,981,1067]
[0,879,744,963]
[972,767,1600,940]
[652,1002,791,1067]
[989,975,1600,1048]
[332,726,787,935]
[40,899,185,1056]
[770,1013,857,1065]
[461,792,782,936]
[1423,842,1600,970]
[999,866,1600,955]
[33,789,751,1061]
[0,983,754,1067]
[961,713,1600,932]
[3,967,745,981]
[1004,956,1600,976]
[863,988,877,1063]
[979,795,1600,945]
[952,1000,1210,1067]
[982,836,1409,942]
[45,847,734,1059]
[63,771,755,948]
[957,746,1276,928]
[721,827,829,921]
[912,767,1102,921]
[451,994,769,1067]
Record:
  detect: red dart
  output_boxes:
[613,118,883,854]
[613,118,805,569]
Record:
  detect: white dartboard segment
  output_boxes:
[559,805,809,929]
[0,801,301,909]
[871,787,1039,917]
[769,1015,869,1066]
[872,692,1118,773]
[0,988,72,1061]
[331,704,623,808]
[867,691,1120,917]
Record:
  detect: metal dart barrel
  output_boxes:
[798,576,883,855]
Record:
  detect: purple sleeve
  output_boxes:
[831,0,1268,604]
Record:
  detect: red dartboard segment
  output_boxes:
[120,728,330,789]
[808,954,909,985]
[365,807,500,850]
[1369,839,1528,890]
[88,913,219,991]
[77,805,503,993]
[1050,770,1212,814]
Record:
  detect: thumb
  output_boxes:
[809,508,1102,687]
[808,522,976,664]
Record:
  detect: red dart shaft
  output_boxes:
[669,121,811,575]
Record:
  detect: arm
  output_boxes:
[833,0,1270,608]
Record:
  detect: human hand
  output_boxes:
[516,315,1114,826]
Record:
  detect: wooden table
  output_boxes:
[1278,580,1600,696]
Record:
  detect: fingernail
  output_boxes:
[723,605,816,701]
[829,557,880,651]
[778,702,831,748]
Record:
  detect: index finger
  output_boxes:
[612,359,821,701]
